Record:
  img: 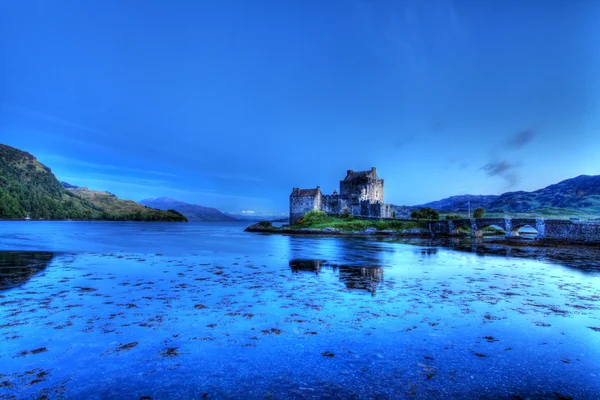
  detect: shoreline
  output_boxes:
[0,218,189,223]
[244,222,600,247]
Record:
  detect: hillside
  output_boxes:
[413,175,600,217]
[416,195,498,212]
[486,175,600,215]
[140,197,236,221]
[0,144,186,221]
[70,189,187,221]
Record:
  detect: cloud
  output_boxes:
[228,210,286,217]
[59,176,271,203]
[211,172,268,183]
[1,103,108,137]
[480,160,520,187]
[38,154,177,178]
[393,134,416,149]
[481,160,513,176]
[479,128,536,188]
[447,157,470,169]
[506,129,535,150]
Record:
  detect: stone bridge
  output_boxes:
[426,218,600,244]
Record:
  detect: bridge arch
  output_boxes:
[449,220,471,236]
[510,224,538,238]
[474,223,506,237]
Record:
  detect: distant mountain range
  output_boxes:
[412,175,600,217]
[226,213,288,222]
[3,143,598,221]
[0,143,186,221]
[139,197,236,221]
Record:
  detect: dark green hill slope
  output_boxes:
[0,144,186,221]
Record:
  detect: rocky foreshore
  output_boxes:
[245,222,599,249]
[244,222,433,237]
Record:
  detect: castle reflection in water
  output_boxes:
[289,259,384,296]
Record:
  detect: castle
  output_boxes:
[289,167,393,224]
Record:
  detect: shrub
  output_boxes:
[259,221,273,228]
[473,207,485,218]
[299,210,330,226]
[445,214,462,220]
[339,207,350,219]
[411,207,439,220]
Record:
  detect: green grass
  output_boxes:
[481,225,505,234]
[291,210,420,232]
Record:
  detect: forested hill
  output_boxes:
[0,144,187,221]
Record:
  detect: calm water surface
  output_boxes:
[0,221,599,399]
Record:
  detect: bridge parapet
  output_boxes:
[426,218,600,243]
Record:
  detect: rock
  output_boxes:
[322,227,340,233]
[364,228,378,234]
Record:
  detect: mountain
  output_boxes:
[69,189,187,221]
[486,175,600,214]
[139,197,236,221]
[0,144,187,221]
[61,181,79,189]
[226,213,286,222]
[415,195,499,212]
[413,175,600,217]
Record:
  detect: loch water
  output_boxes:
[0,221,599,399]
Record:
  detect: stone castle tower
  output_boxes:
[289,167,393,224]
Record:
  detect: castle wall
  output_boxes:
[320,194,341,216]
[289,195,317,224]
[340,178,384,203]
[289,169,392,223]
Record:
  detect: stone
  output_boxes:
[289,167,393,224]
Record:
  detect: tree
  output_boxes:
[426,207,440,220]
[445,214,462,220]
[411,207,440,221]
[473,207,485,218]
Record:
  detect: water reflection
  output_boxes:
[289,259,384,295]
[389,237,600,274]
[289,259,327,274]
[415,247,438,257]
[0,251,55,290]
[338,265,383,295]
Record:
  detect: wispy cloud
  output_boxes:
[210,172,268,183]
[480,160,520,187]
[39,154,177,178]
[228,210,287,217]
[1,103,108,137]
[506,129,536,149]
[480,128,537,188]
[60,176,271,203]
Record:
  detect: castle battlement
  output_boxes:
[289,167,393,224]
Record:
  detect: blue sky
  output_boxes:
[1,0,599,216]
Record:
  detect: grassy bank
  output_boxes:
[286,210,422,232]
[293,217,420,232]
